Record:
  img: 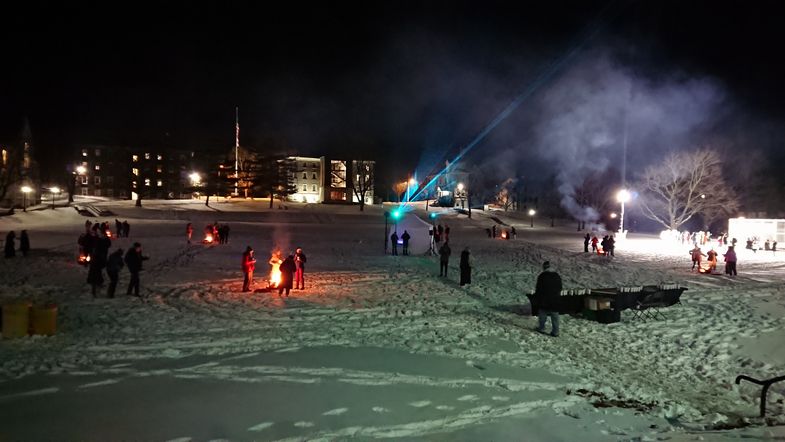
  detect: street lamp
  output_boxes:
[610,212,617,219]
[616,189,631,234]
[189,172,202,185]
[456,182,465,209]
[50,187,61,210]
[528,208,536,227]
[406,178,417,203]
[21,185,32,212]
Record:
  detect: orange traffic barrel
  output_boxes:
[31,304,58,336]
[2,302,32,338]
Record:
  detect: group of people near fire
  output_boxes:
[77,220,148,297]
[583,233,616,256]
[241,246,306,295]
[188,222,231,245]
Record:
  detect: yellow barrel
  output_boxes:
[2,302,32,339]
[31,304,58,336]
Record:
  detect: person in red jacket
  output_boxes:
[186,223,193,244]
[242,246,257,292]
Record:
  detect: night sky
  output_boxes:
[2,1,785,186]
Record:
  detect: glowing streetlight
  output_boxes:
[406,178,417,202]
[189,172,202,185]
[76,165,87,175]
[610,212,617,219]
[457,183,464,192]
[21,185,32,212]
[528,208,536,227]
[616,189,631,234]
[455,182,466,209]
[50,186,61,210]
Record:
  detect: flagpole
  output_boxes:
[235,106,239,196]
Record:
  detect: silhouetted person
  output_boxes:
[401,230,411,255]
[492,225,497,238]
[106,248,124,298]
[583,233,590,253]
[19,230,30,257]
[88,231,111,297]
[242,246,256,292]
[186,223,193,244]
[115,219,122,237]
[124,242,148,297]
[724,246,737,276]
[534,261,562,337]
[390,232,399,256]
[294,247,307,289]
[122,220,130,238]
[278,255,296,296]
[4,231,16,258]
[459,247,472,286]
[438,242,451,277]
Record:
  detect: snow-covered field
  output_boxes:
[1,199,784,441]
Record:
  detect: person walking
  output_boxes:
[690,245,706,271]
[241,246,256,292]
[706,248,718,273]
[438,241,451,277]
[459,246,472,286]
[294,247,307,290]
[591,235,599,253]
[87,231,111,297]
[401,230,411,256]
[186,223,193,244]
[724,246,738,276]
[4,231,16,258]
[19,230,30,257]
[390,231,399,255]
[583,233,590,253]
[106,248,124,298]
[534,261,562,337]
[124,242,148,297]
[278,254,296,296]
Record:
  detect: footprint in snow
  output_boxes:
[492,396,510,401]
[409,400,432,408]
[322,407,348,416]
[247,422,274,432]
[457,395,479,402]
[372,406,390,413]
[294,421,315,427]
[436,405,455,411]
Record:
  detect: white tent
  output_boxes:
[389,212,433,255]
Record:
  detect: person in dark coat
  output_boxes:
[122,220,130,238]
[390,231,399,256]
[294,247,307,289]
[186,223,193,244]
[492,225,497,238]
[222,224,230,244]
[438,242,451,277]
[106,248,124,298]
[583,233,590,253]
[401,230,411,255]
[124,242,148,297]
[241,246,256,292]
[724,246,738,276]
[606,235,615,257]
[19,230,30,257]
[511,226,517,239]
[115,219,122,237]
[278,255,296,296]
[437,224,444,242]
[444,225,450,242]
[87,231,111,297]
[4,231,16,258]
[534,261,562,337]
[459,247,472,286]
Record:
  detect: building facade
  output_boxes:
[286,156,374,205]
[289,156,323,203]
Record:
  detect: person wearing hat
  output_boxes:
[124,242,149,297]
[294,247,307,290]
[242,246,256,292]
[534,261,562,337]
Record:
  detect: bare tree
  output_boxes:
[495,178,516,211]
[637,149,739,230]
[350,160,374,211]
[392,181,407,203]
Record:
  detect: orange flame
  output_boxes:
[269,251,282,287]
[204,234,213,243]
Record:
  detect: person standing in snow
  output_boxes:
[221,224,230,244]
[241,246,256,292]
[122,220,130,238]
[294,247,307,290]
[534,261,562,337]
[390,231,399,256]
[87,230,111,297]
[583,233,590,253]
[401,230,411,255]
[459,246,472,286]
[4,231,16,258]
[690,245,706,271]
[444,225,450,242]
[492,224,497,238]
[186,223,193,244]
[106,248,124,298]
[438,241,451,277]
[278,254,296,296]
[606,235,615,257]
[115,219,122,237]
[124,242,148,297]
[19,230,30,257]
[724,246,737,276]
[511,226,517,239]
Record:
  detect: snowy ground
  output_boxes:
[1,199,784,441]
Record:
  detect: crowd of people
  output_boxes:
[582,233,616,257]
[77,220,148,297]
[241,246,307,295]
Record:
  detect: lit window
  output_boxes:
[80,176,88,185]
[312,185,317,192]
[132,168,139,176]
[144,178,151,186]
[1,149,6,164]
[157,154,163,161]
[144,153,150,160]
[132,181,137,189]
[95,148,101,157]
[82,149,88,157]
[132,155,139,162]
[95,164,100,171]
[157,165,163,173]
[157,180,163,187]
